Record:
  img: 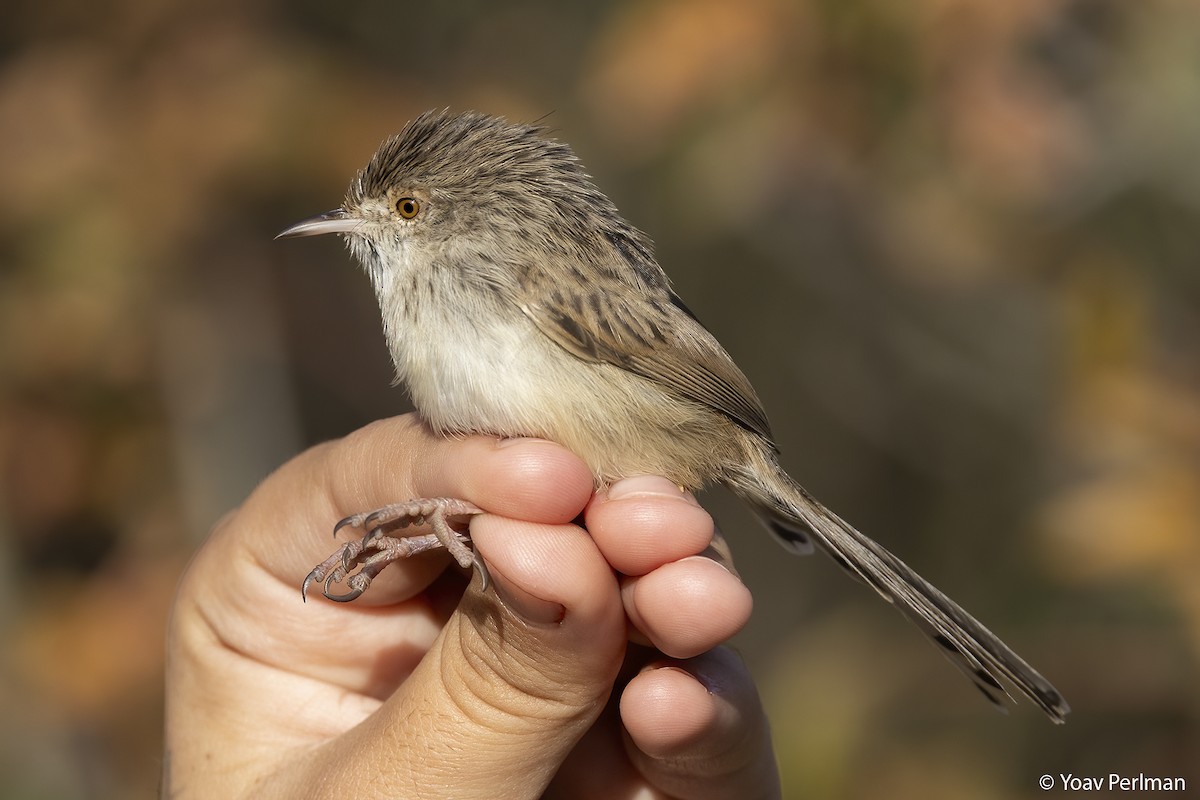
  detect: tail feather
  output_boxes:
[735,466,1070,723]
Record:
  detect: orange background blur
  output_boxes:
[2,1,1197,797]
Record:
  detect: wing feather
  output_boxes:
[517,250,773,441]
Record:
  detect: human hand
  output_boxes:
[163,414,781,799]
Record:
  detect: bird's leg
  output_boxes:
[302,497,486,602]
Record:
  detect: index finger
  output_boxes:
[254,414,595,601]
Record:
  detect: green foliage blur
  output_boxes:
[1,1,1197,797]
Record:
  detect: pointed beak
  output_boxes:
[275,208,362,239]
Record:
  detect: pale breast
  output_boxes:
[386,291,736,488]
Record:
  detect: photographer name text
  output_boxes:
[1041,773,1186,792]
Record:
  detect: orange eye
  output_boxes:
[396,197,421,219]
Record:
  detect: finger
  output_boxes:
[585,475,715,576]
[620,648,781,800]
[323,417,592,528]
[621,557,752,658]
[273,512,629,800]
[250,415,593,603]
[585,475,751,656]
[409,430,594,523]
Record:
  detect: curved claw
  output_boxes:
[323,570,365,602]
[333,515,358,536]
[300,568,323,602]
[472,551,492,593]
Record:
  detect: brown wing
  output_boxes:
[516,252,773,441]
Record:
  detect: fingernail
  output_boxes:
[648,658,730,695]
[490,572,566,626]
[606,475,698,504]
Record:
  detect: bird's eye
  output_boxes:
[396,197,421,219]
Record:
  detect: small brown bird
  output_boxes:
[279,109,1069,723]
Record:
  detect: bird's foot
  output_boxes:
[302,497,486,602]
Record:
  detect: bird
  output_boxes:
[278,109,1069,723]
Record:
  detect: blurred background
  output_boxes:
[2,0,1198,797]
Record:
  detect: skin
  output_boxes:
[163,415,781,799]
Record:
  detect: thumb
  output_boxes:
[294,514,627,800]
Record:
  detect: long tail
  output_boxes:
[728,456,1070,723]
